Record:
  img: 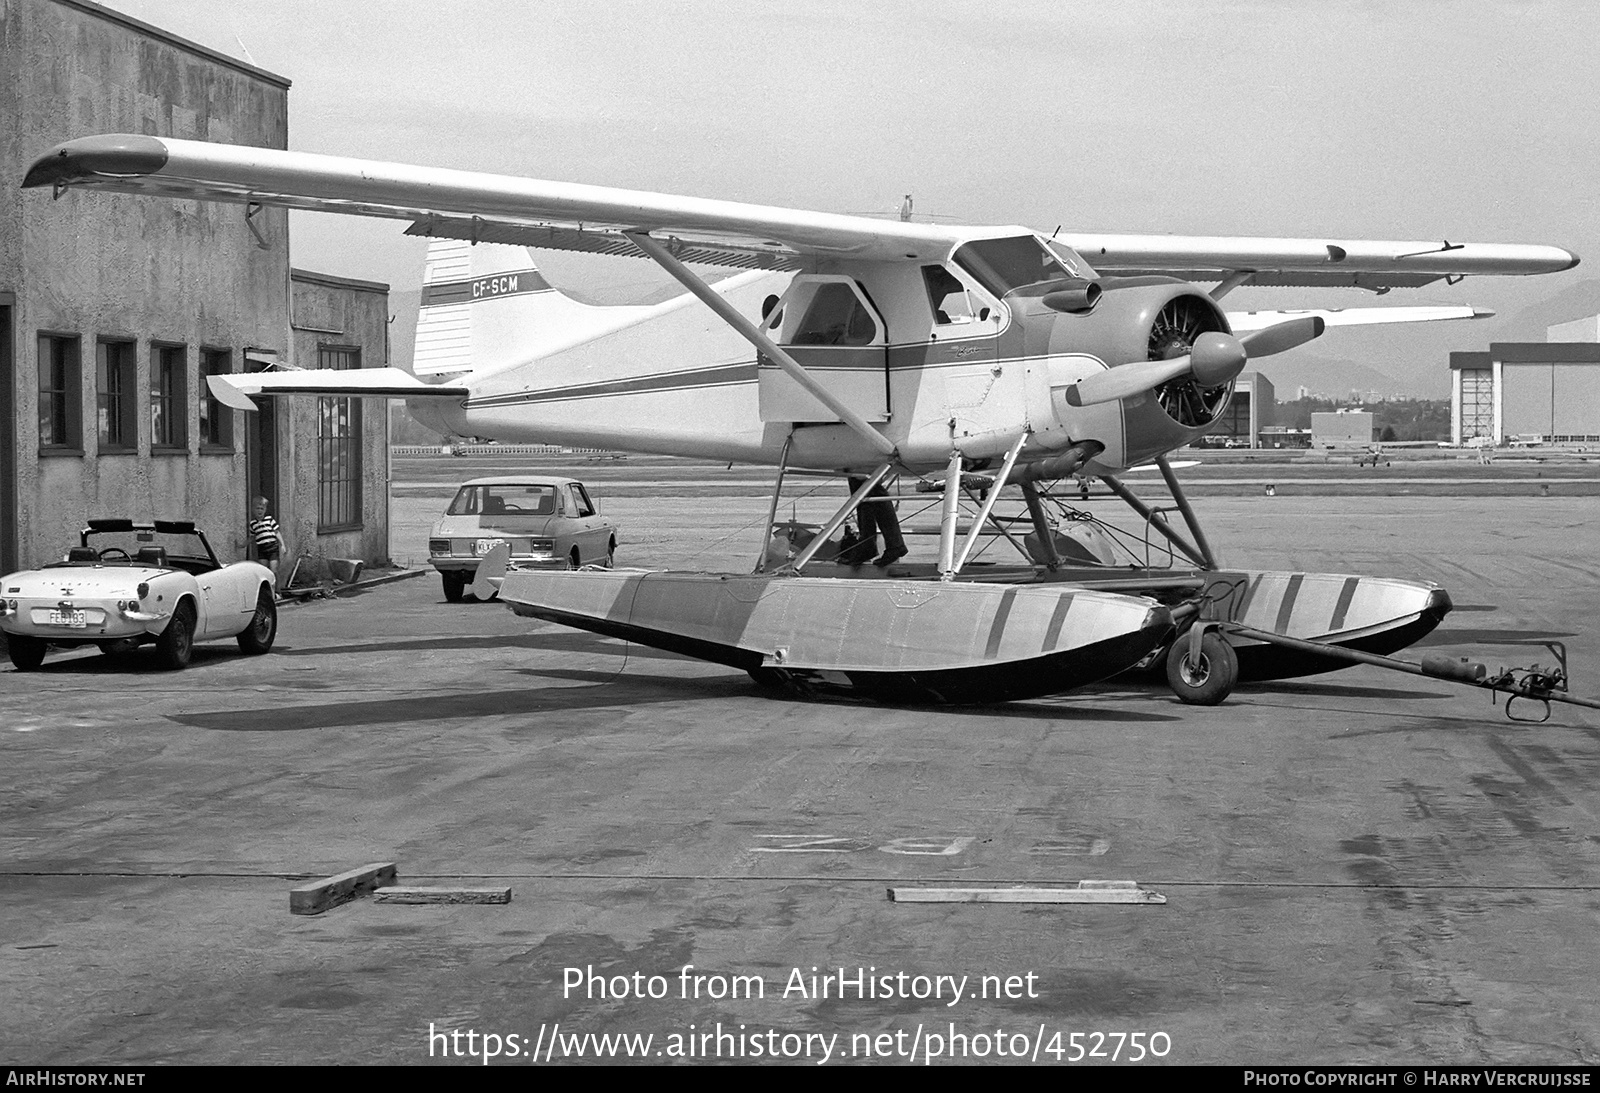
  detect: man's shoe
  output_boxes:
[873,546,908,567]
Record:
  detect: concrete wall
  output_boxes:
[1311,411,1374,448]
[1501,362,1600,438]
[2,0,290,566]
[284,269,392,569]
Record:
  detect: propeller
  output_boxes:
[1064,315,1324,408]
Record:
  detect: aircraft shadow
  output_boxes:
[1236,680,1454,701]
[272,631,691,662]
[1414,627,1576,646]
[172,672,757,731]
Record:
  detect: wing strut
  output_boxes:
[624,230,897,459]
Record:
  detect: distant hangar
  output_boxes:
[1450,316,1600,446]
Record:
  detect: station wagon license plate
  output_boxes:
[48,609,87,628]
[474,538,507,556]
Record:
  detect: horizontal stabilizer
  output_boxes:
[207,368,467,411]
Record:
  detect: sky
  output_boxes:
[100,0,1600,395]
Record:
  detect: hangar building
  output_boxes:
[1,0,392,576]
[1204,371,1275,448]
[1449,318,1600,446]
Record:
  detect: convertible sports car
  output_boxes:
[0,519,277,671]
[428,477,618,602]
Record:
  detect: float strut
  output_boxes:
[753,432,794,574]
[1099,475,1209,569]
[1155,453,1219,570]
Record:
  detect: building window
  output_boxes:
[1460,368,1493,442]
[38,334,82,452]
[198,348,233,451]
[96,339,138,452]
[317,345,362,531]
[151,344,187,450]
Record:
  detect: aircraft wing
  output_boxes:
[23,134,973,266]
[1057,234,1576,289]
[24,134,1579,284]
[1225,305,1494,332]
[205,366,467,411]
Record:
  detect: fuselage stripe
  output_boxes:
[1329,577,1360,632]
[1042,592,1075,652]
[1274,573,1305,635]
[471,362,759,408]
[984,588,1020,659]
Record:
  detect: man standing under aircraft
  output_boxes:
[844,476,907,567]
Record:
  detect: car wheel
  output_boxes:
[155,601,195,670]
[606,539,616,568]
[566,549,580,570]
[237,587,277,655]
[1165,630,1238,706]
[7,635,47,671]
[442,571,467,603]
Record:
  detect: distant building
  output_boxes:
[1206,371,1274,448]
[1448,314,1600,445]
[1,0,392,574]
[1311,410,1374,449]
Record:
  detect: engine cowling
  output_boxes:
[1013,278,1237,468]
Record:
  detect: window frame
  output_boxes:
[198,347,235,453]
[150,342,188,453]
[316,344,363,533]
[37,332,83,456]
[96,338,139,454]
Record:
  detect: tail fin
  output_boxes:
[413,238,649,376]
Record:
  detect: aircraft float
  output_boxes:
[25,134,1597,714]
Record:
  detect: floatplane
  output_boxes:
[24,134,1585,707]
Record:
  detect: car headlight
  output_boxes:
[0,599,13,617]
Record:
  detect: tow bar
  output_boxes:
[1223,624,1600,723]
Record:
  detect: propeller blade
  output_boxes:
[1238,315,1325,358]
[1065,355,1192,407]
[1065,331,1249,407]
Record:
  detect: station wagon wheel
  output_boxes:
[237,587,277,655]
[442,571,467,603]
[567,548,580,570]
[7,635,47,671]
[1164,630,1238,706]
[606,538,616,568]
[155,601,195,670]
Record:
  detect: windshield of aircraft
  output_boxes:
[447,484,558,517]
[69,527,215,568]
[953,235,1082,298]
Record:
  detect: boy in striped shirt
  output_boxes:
[248,496,285,592]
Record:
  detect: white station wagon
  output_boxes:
[428,477,618,602]
[1,519,277,671]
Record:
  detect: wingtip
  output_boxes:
[22,134,169,189]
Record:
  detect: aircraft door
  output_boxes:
[758,275,888,423]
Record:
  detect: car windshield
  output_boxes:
[70,525,215,568]
[447,484,558,517]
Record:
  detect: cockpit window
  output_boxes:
[922,265,976,325]
[792,282,878,346]
[952,236,1074,297]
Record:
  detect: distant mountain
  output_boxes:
[1484,278,1600,343]
[1249,352,1410,400]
